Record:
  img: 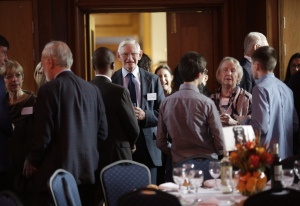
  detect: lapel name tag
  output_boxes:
[21,107,33,115]
[147,93,157,101]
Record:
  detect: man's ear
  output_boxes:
[116,52,121,60]
[111,62,115,71]
[138,50,143,60]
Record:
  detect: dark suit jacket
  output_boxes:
[239,57,255,93]
[0,75,12,172]
[27,71,108,192]
[112,68,165,166]
[91,76,139,169]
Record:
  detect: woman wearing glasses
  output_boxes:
[211,57,252,127]
[284,52,300,85]
[0,60,36,204]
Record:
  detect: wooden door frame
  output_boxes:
[76,0,232,80]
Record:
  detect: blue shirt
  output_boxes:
[244,73,298,159]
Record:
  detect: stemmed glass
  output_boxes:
[189,169,204,193]
[293,160,300,188]
[173,167,187,193]
[182,163,195,192]
[281,169,294,188]
[209,161,221,190]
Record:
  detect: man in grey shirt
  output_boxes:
[157,51,224,165]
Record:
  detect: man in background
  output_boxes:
[239,46,298,159]
[23,41,108,205]
[157,51,224,165]
[112,39,165,184]
[91,47,139,168]
[239,32,269,93]
[0,35,9,67]
[0,35,12,190]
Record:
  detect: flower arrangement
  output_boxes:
[229,137,273,196]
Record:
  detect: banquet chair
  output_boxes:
[118,187,181,206]
[244,188,300,206]
[175,154,215,181]
[48,168,82,206]
[0,190,23,206]
[100,160,151,206]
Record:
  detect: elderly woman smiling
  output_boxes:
[0,60,36,203]
[211,57,252,126]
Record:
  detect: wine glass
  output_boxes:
[182,163,195,191]
[173,167,186,193]
[281,169,294,188]
[209,161,221,190]
[189,169,204,193]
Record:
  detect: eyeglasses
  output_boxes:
[5,72,22,80]
[120,53,139,58]
[290,64,300,70]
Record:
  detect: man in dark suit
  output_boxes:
[91,47,139,168]
[239,32,269,93]
[112,39,165,184]
[0,35,12,190]
[23,41,108,205]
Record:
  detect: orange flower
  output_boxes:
[249,154,260,168]
[245,141,256,150]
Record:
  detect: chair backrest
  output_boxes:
[100,160,151,206]
[175,154,214,181]
[244,188,300,206]
[118,187,181,206]
[0,191,23,206]
[48,169,82,206]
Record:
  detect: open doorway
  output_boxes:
[87,13,167,78]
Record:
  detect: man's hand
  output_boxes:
[134,107,146,121]
[23,159,37,178]
[131,144,136,153]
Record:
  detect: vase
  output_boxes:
[236,170,267,196]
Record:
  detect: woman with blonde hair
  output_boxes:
[0,60,36,204]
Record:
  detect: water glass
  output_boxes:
[189,169,204,193]
[282,169,294,188]
[173,167,187,193]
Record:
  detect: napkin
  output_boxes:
[203,179,221,188]
[158,182,179,191]
[195,197,219,206]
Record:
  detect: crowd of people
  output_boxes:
[0,32,299,205]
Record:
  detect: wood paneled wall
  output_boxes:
[34,0,278,80]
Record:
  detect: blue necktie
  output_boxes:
[127,73,137,105]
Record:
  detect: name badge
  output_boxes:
[147,93,157,101]
[21,107,33,115]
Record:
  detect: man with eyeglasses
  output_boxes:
[0,34,12,191]
[239,32,269,93]
[112,39,165,184]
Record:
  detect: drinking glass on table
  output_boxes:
[182,163,195,191]
[173,167,187,193]
[189,169,204,193]
[209,161,221,190]
[281,169,294,188]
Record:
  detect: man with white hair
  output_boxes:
[239,32,269,93]
[23,41,108,205]
[112,39,165,184]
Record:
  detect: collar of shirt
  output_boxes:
[179,83,200,93]
[95,74,112,82]
[256,72,275,84]
[244,55,252,62]
[55,69,72,79]
[121,66,140,79]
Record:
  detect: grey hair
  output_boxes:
[216,56,243,84]
[42,41,73,68]
[244,32,267,53]
[117,39,141,53]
